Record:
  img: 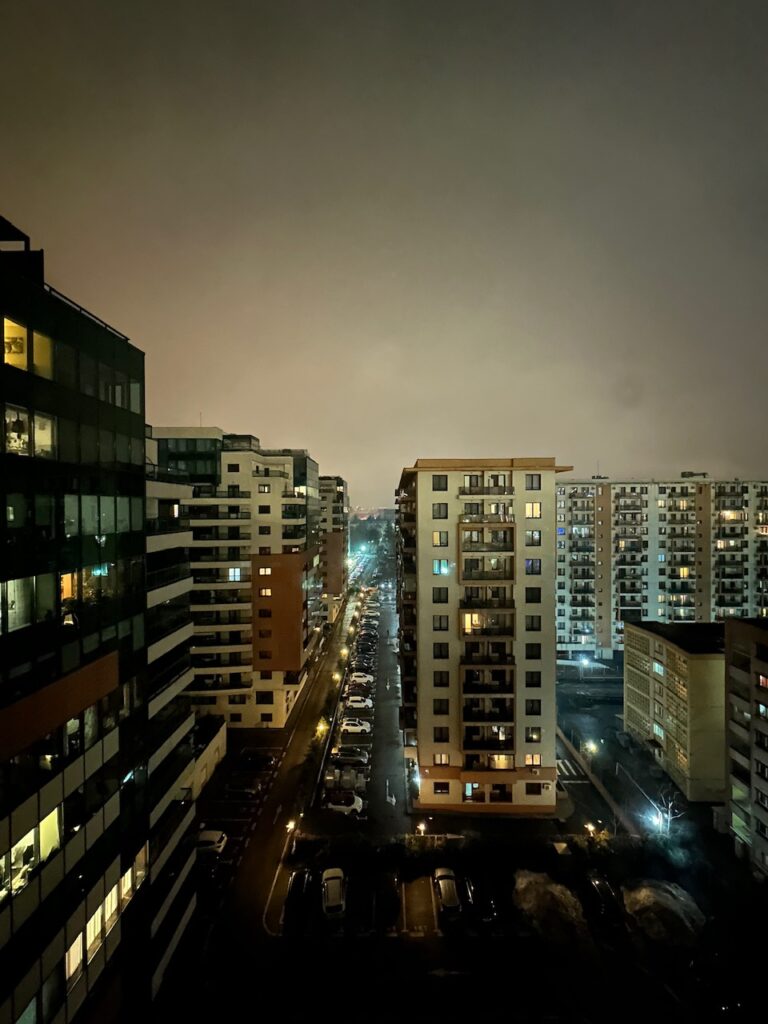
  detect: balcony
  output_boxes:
[457,484,514,496]
[462,701,514,723]
[190,592,251,607]
[147,517,191,535]
[252,468,288,478]
[459,597,514,610]
[400,590,417,604]
[460,651,514,666]
[461,624,515,638]
[147,564,193,591]
[462,731,514,752]
[460,540,514,553]
[461,567,514,582]
[193,487,251,499]
[459,513,514,524]
[185,510,250,521]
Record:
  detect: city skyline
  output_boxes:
[2,1,768,506]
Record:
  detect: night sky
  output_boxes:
[3,1,767,506]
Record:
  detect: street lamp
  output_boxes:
[585,740,598,755]
[417,821,427,837]
[316,718,329,738]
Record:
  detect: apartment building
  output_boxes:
[0,219,173,1021]
[154,429,323,729]
[624,621,725,801]
[556,475,768,662]
[319,475,349,621]
[725,618,768,877]
[396,458,570,814]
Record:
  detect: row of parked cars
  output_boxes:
[281,866,400,936]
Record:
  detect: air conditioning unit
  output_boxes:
[542,782,552,791]
[531,768,540,776]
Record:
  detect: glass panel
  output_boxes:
[98,363,113,403]
[129,380,142,414]
[58,418,78,463]
[99,428,114,465]
[86,905,103,960]
[120,867,133,906]
[36,573,56,622]
[7,577,34,631]
[65,933,83,984]
[80,352,97,396]
[113,370,127,408]
[104,884,119,932]
[81,496,98,534]
[99,496,115,535]
[54,341,77,389]
[39,807,61,862]
[131,497,143,531]
[35,494,55,538]
[11,826,38,893]
[80,423,98,464]
[64,495,79,537]
[34,412,56,458]
[15,998,36,1024]
[115,432,129,464]
[83,706,99,750]
[116,497,130,533]
[3,317,28,370]
[63,716,82,759]
[6,492,27,528]
[0,850,9,905]
[32,331,53,378]
[5,405,31,454]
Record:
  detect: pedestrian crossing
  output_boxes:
[557,758,588,782]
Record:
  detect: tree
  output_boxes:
[656,785,685,834]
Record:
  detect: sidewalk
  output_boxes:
[557,727,639,836]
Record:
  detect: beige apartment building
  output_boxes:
[725,618,768,877]
[624,621,725,801]
[396,457,570,814]
[319,475,350,621]
[556,476,768,662]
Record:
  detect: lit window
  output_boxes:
[104,884,119,933]
[134,844,148,888]
[432,559,449,575]
[4,404,31,454]
[120,867,134,906]
[679,567,689,579]
[758,703,768,721]
[258,588,272,597]
[32,332,54,378]
[3,318,28,370]
[758,675,768,690]
[258,483,271,493]
[525,754,542,766]
[10,826,38,893]
[525,727,541,743]
[258,567,272,576]
[432,531,448,547]
[65,933,83,987]
[33,412,56,458]
[39,806,61,862]
[652,661,665,677]
[525,502,542,519]
[86,905,103,961]
[227,567,241,582]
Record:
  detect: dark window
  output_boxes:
[259,546,270,555]
[432,474,448,491]
[525,474,541,490]
[525,726,541,742]
[258,505,270,514]
[525,671,542,687]
[260,713,273,723]
[432,615,449,631]
[432,502,448,518]
[260,671,273,679]
[433,642,449,659]
[433,699,449,715]
[525,643,541,659]
[433,727,449,742]
[433,671,449,688]
[525,587,541,603]
[525,615,541,631]
[227,463,240,472]
[525,699,542,715]
[256,692,274,704]
[525,530,542,546]
[258,526,271,535]
[433,782,450,795]
[525,559,542,575]
[432,587,448,603]
[258,609,272,618]
[259,650,272,659]
[525,782,542,795]
[229,713,242,723]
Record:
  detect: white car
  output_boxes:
[341,717,371,734]
[346,695,373,711]
[322,868,346,918]
[350,672,374,684]
[196,830,227,855]
[325,790,363,815]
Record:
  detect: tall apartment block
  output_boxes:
[319,475,349,622]
[396,458,570,814]
[153,429,323,729]
[0,219,193,1021]
[623,622,725,801]
[556,475,768,662]
[725,618,768,877]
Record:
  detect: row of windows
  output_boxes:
[432,726,541,742]
[430,558,543,575]
[431,474,541,491]
[5,492,144,537]
[431,643,543,659]
[431,780,544,795]
[430,699,541,715]
[2,404,144,465]
[3,317,143,413]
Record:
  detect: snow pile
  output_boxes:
[513,870,592,947]
[622,880,704,947]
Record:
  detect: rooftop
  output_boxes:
[632,621,725,655]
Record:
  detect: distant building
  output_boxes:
[623,621,725,801]
[319,476,349,621]
[556,476,768,662]
[725,618,768,877]
[396,457,571,814]
[153,428,323,728]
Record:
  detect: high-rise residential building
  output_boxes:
[725,618,768,877]
[623,621,725,801]
[0,219,187,1020]
[396,458,570,814]
[153,428,323,729]
[319,475,349,621]
[555,475,768,662]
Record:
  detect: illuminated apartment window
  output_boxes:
[227,567,241,582]
[3,317,28,370]
[121,867,134,907]
[653,722,665,740]
[433,753,449,765]
[4,404,31,454]
[86,906,104,961]
[525,753,542,766]
[258,567,272,576]
[34,411,56,458]
[525,502,542,519]
[258,588,272,597]
[65,933,83,988]
[432,559,449,575]
[758,674,768,690]
[104,884,119,933]
[653,661,665,676]
[679,567,689,579]
[134,844,148,888]
[432,531,448,546]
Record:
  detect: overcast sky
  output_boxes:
[3,1,767,505]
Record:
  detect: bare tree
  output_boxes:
[656,785,685,834]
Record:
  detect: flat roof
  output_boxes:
[407,457,572,472]
[630,621,725,655]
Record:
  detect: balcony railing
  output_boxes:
[459,597,514,610]
[461,626,515,637]
[461,569,514,581]
[462,733,515,751]
[147,564,193,590]
[461,680,514,696]
[147,517,191,534]
[458,485,514,496]
[460,541,514,553]
[459,513,514,524]
[460,652,514,666]
[461,706,514,723]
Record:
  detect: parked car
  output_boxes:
[325,790,363,815]
[346,696,373,711]
[341,718,371,734]
[350,672,374,684]
[584,870,623,926]
[196,830,227,855]
[224,783,261,800]
[281,869,312,933]
[237,748,277,771]
[330,749,370,767]
[433,867,462,919]
[464,877,497,926]
[322,868,346,919]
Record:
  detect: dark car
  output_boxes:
[237,748,277,772]
[463,878,497,927]
[330,749,370,767]
[281,869,312,935]
[583,871,623,927]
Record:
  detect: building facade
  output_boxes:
[319,475,349,621]
[154,429,323,729]
[0,219,166,1021]
[623,622,725,801]
[725,618,768,877]
[396,458,569,815]
[556,475,768,662]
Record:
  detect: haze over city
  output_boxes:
[3,0,768,506]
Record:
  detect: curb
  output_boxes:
[557,727,639,837]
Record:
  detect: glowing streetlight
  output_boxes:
[585,822,596,836]
[332,671,341,683]
[417,821,427,837]
[585,740,598,755]
[341,647,349,659]
[286,819,296,833]
[316,718,329,737]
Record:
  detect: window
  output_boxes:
[525,699,542,715]
[758,674,768,690]
[432,559,449,575]
[228,694,247,705]
[5,404,31,454]
[525,587,541,603]
[653,722,665,740]
[258,526,271,535]
[526,782,543,796]
[432,531,448,547]
[258,505,270,513]
[5,576,34,631]
[134,844,148,888]
[230,713,242,723]
[433,727,449,742]
[258,609,272,618]
[432,587,448,603]
[34,412,56,458]
[258,567,272,576]
[86,905,103,961]
[39,806,61,862]
[258,484,271,493]
[525,474,541,490]
[258,588,272,597]
[525,615,541,631]
[104,885,119,933]
[227,463,240,472]
[652,661,665,677]
[433,615,449,631]
[757,703,768,721]
[4,318,27,370]
[525,671,542,687]
[11,827,37,892]
[433,782,450,795]
[432,474,448,491]
[433,699,449,714]
[525,502,542,519]
[432,502,448,519]
[525,559,542,575]
[524,753,542,766]
[121,867,134,907]
[525,643,541,659]
[433,642,449,659]
[433,753,449,765]
[433,671,449,688]
[65,933,83,988]
[525,727,542,743]
[256,692,274,704]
